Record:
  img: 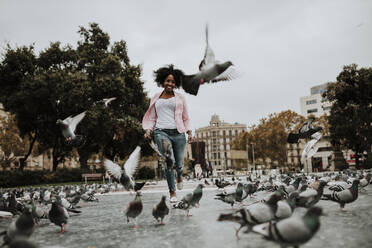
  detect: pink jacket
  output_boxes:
[142,91,191,133]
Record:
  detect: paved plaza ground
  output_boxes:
[1,179,372,248]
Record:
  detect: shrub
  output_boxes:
[135,166,155,180]
[0,168,84,188]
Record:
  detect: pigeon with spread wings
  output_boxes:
[287,118,323,143]
[181,24,239,96]
[56,111,86,147]
[103,146,141,192]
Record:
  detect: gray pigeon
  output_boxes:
[0,208,35,246]
[152,196,169,224]
[214,183,244,207]
[253,207,323,248]
[103,146,141,191]
[287,118,323,143]
[56,111,86,147]
[275,192,298,220]
[218,191,282,237]
[125,191,143,229]
[48,201,69,232]
[296,181,327,208]
[181,24,238,96]
[322,179,359,211]
[173,184,204,216]
[9,240,38,248]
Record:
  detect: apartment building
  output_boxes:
[194,115,246,171]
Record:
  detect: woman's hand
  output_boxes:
[187,130,193,143]
[144,129,152,140]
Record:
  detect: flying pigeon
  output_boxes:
[56,111,86,147]
[101,97,116,107]
[301,132,322,163]
[125,191,143,229]
[152,195,169,225]
[173,184,204,216]
[181,24,239,96]
[103,146,141,191]
[49,201,69,233]
[287,118,323,143]
[253,207,324,247]
[322,179,359,211]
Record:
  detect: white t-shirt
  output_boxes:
[155,97,177,129]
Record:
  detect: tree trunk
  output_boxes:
[19,133,37,171]
[355,152,360,169]
[79,151,90,172]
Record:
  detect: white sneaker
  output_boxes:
[170,196,178,203]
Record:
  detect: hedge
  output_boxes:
[0,168,84,188]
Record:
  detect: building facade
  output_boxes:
[194,115,246,172]
[288,83,340,172]
[300,83,332,117]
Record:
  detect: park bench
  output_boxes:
[81,173,104,184]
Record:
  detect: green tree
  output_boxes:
[231,110,305,169]
[324,64,372,168]
[0,115,39,169]
[0,23,150,171]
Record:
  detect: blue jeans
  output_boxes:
[154,129,186,193]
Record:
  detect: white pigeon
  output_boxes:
[181,24,239,96]
[101,97,116,107]
[56,111,86,146]
[103,146,141,191]
[301,132,322,163]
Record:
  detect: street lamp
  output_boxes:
[251,143,256,175]
[246,136,249,175]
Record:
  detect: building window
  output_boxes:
[307,108,318,113]
[223,130,226,137]
[212,131,216,137]
[322,106,331,111]
[306,99,317,105]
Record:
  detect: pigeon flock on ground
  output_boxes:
[1,169,371,248]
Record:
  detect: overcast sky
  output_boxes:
[1,0,371,131]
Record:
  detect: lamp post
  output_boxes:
[251,143,256,175]
[246,136,249,175]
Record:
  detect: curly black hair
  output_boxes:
[154,64,184,88]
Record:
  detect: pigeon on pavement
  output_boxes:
[322,179,359,211]
[125,191,143,229]
[173,184,204,216]
[48,201,69,233]
[253,207,324,248]
[214,183,244,207]
[0,208,35,246]
[152,195,169,225]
